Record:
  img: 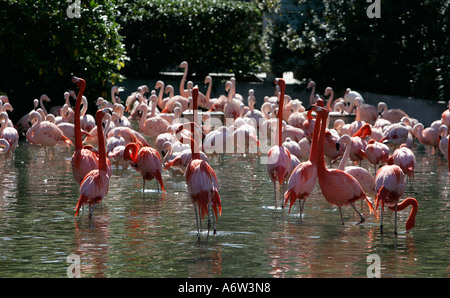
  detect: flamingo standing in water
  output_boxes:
[71,77,107,185]
[375,164,418,234]
[26,111,73,154]
[283,101,321,217]
[74,109,111,218]
[310,105,373,225]
[123,143,165,194]
[266,78,291,208]
[0,112,19,158]
[178,87,222,240]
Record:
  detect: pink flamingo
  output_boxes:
[438,125,450,172]
[377,102,409,124]
[348,123,372,165]
[180,87,222,240]
[375,164,418,234]
[123,143,165,194]
[138,98,170,139]
[178,61,208,108]
[283,101,321,217]
[74,109,111,218]
[365,139,390,173]
[266,78,291,208]
[71,77,105,185]
[0,112,19,157]
[165,122,209,171]
[0,139,10,154]
[337,134,376,197]
[310,105,373,225]
[440,100,450,128]
[354,97,378,125]
[412,122,440,153]
[389,144,416,181]
[26,111,73,154]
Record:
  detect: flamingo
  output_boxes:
[412,122,440,153]
[348,123,372,166]
[381,122,411,149]
[287,100,305,128]
[178,61,208,108]
[14,98,39,135]
[307,80,316,106]
[375,164,418,234]
[0,112,19,157]
[138,96,170,139]
[26,111,73,153]
[38,94,51,116]
[0,139,10,155]
[160,87,190,113]
[266,78,291,208]
[70,77,105,185]
[440,100,450,128]
[283,103,321,217]
[245,89,264,129]
[377,102,409,123]
[354,97,378,125]
[324,86,344,112]
[309,105,373,225]
[178,87,222,240]
[337,134,376,197]
[223,81,241,119]
[0,100,14,127]
[344,88,364,113]
[123,143,165,194]
[438,124,450,172]
[74,109,111,218]
[364,139,390,172]
[389,144,416,181]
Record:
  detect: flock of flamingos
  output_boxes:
[1,61,450,240]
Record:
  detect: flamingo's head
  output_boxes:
[71,77,86,89]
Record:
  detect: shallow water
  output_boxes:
[0,139,448,278]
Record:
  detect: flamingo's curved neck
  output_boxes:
[276,80,285,146]
[325,89,334,112]
[74,80,85,150]
[95,110,108,171]
[309,113,323,166]
[316,108,329,175]
[388,197,419,231]
[40,96,48,116]
[124,143,139,163]
[205,78,212,101]
[309,84,315,106]
[338,136,351,170]
[156,81,164,108]
[138,104,148,130]
[26,112,42,144]
[179,63,188,96]
[192,86,199,126]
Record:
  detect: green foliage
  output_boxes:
[0,0,127,120]
[269,0,450,100]
[117,0,263,79]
